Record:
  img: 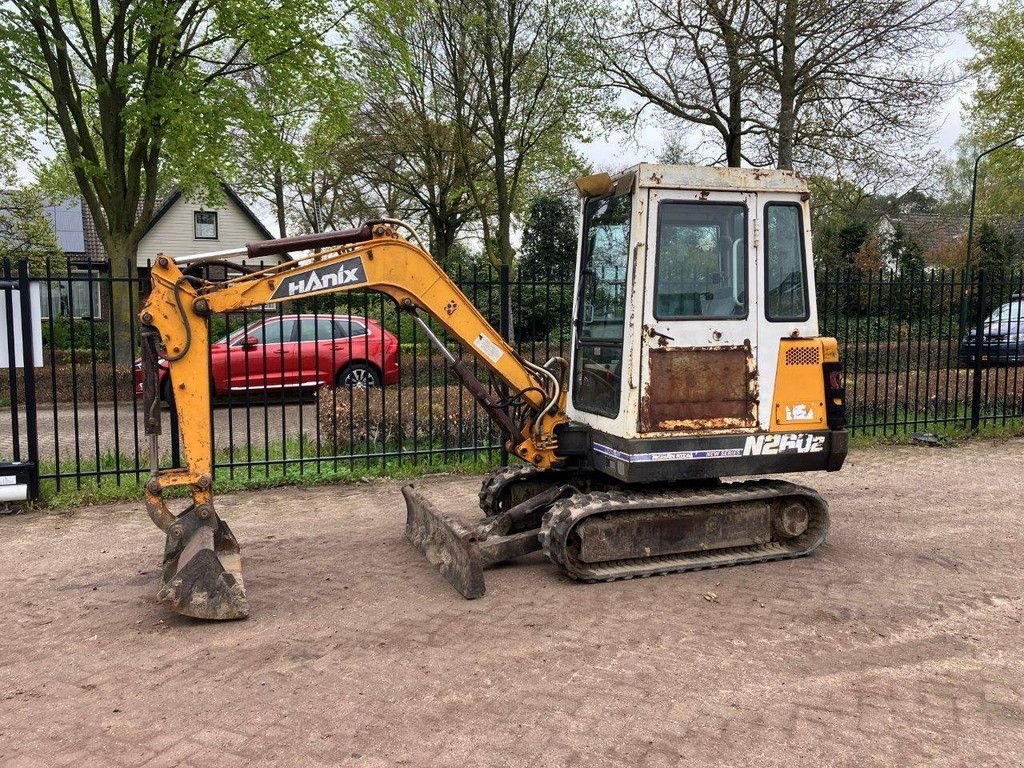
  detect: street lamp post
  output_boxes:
[962,133,1024,432]
[964,132,1024,275]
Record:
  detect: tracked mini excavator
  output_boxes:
[139,164,847,620]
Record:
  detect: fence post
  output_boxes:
[970,268,986,431]
[498,263,511,465]
[2,260,20,467]
[16,261,40,500]
[169,392,181,468]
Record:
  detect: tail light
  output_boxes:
[822,362,846,430]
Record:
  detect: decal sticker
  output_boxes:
[473,333,504,364]
[594,432,827,463]
[743,434,825,456]
[270,256,367,299]
[593,444,744,462]
[784,403,816,421]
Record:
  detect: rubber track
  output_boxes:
[539,479,829,582]
[478,465,621,517]
[477,465,541,515]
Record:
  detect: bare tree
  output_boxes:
[750,0,963,171]
[436,0,605,269]
[598,0,758,167]
[289,124,420,233]
[601,0,960,174]
[233,66,356,238]
[353,10,486,266]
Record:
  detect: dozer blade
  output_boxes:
[403,484,486,598]
[157,505,249,620]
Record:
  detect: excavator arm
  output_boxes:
[139,222,570,619]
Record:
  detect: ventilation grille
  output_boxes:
[785,346,820,366]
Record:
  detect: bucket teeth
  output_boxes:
[403,484,486,599]
[158,511,249,620]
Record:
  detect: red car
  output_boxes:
[135,314,400,401]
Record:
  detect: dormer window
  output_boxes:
[194,210,218,240]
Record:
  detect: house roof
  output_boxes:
[142,182,274,240]
[881,212,969,254]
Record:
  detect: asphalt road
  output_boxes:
[0,400,320,467]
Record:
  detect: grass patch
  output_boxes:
[848,415,1024,448]
[32,413,1024,509]
[37,435,503,509]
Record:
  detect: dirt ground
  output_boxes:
[2,439,1023,767]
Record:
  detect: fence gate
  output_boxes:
[0,260,40,502]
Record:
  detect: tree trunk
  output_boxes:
[106,237,138,368]
[495,179,515,344]
[726,93,742,167]
[776,0,799,170]
[274,165,287,238]
[719,12,743,168]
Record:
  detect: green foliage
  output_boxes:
[439,0,614,267]
[0,1,352,240]
[886,223,926,275]
[42,317,109,352]
[231,54,361,237]
[961,2,1024,219]
[519,195,578,277]
[1,0,355,365]
[886,223,929,320]
[815,218,871,271]
[513,282,573,342]
[975,221,1022,273]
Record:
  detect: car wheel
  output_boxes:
[337,363,380,389]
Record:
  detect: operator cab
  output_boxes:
[566,164,845,482]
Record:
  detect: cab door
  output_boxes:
[754,196,820,430]
[638,189,759,434]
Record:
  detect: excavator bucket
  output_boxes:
[157,505,249,620]
[403,485,487,598]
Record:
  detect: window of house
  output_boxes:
[194,211,218,240]
[38,269,104,320]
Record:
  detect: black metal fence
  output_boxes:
[0,257,575,501]
[2,257,1023,503]
[817,265,1024,435]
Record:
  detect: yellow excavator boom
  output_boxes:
[139,222,568,619]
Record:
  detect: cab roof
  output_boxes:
[616,163,809,195]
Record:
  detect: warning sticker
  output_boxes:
[473,333,504,364]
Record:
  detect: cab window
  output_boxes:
[572,193,631,418]
[764,203,810,321]
[654,202,748,319]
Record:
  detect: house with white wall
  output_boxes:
[136,184,282,269]
[39,183,283,320]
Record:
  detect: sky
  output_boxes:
[579,30,975,180]
[15,22,977,237]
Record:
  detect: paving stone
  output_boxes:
[1,439,1023,765]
